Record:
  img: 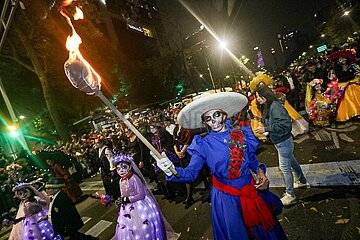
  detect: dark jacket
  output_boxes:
[302,68,329,88]
[50,190,84,238]
[264,101,292,144]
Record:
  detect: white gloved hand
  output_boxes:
[150,151,174,177]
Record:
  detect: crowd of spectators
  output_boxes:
[1,39,360,230]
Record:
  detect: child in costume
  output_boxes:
[307,79,335,127]
[113,153,177,240]
[12,180,62,240]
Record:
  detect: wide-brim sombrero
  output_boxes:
[329,50,356,64]
[177,92,248,129]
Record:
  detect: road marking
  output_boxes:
[331,131,340,149]
[294,134,309,144]
[338,133,354,142]
[85,220,112,237]
[82,216,92,224]
[267,160,360,187]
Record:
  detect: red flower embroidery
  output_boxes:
[230,148,244,160]
[228,129,246,179]
[230,131,245,143]
[229,169,240,179]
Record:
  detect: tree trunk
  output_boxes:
[14,26,70,141]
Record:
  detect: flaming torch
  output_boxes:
[60,4,178,176]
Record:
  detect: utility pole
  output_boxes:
[0,0,30,158]
[205,56,216,92]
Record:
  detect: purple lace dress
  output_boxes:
[22,200,62,240]
[114,174,166,240]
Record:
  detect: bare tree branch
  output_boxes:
[0,54,36,73]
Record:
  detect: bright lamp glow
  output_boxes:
[10,131,20,137]
[8,125,16,131]
[219,40,227,49]
[343,11,350,16]
[8,125,19,138]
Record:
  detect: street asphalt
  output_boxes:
[1,120,359,240]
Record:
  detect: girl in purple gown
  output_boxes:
[12,181,62,240]
[113,154,169,240]
[152,92,287,240]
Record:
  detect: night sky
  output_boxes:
[159,0,337,68]
[233,0,332,56]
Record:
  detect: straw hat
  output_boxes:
[177,92,248,129]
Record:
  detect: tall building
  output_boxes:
[277,25,298,54]
[98,0,168,61]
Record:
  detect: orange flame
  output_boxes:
[74,6,83,20]
[61,7,101,94]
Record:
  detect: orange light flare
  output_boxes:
[60,8,102,94]
[62,0,73,7]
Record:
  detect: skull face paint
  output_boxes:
[116,162,132,177]
[149,125,158,134]
[15,188,31,200]
[202,109,227,132]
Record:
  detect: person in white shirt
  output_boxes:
[164,117,176,135]
[94,136,120,199]
[45,177,98,240]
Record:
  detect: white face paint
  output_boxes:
[15,188,31,200]
[173,114,179,124]
[116,162,132,177]
[202,109,226,132]
[149,126,157,134]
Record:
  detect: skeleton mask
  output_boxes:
[15,188,31,200]
[149,125,158,134]
[338,58,347,64]
[202,109,227,132]
[116,162,132,177]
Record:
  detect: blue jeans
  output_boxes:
[274,136,306,195]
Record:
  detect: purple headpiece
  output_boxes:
[12,182,29,192]
[113,153,134,165]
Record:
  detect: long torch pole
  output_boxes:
[95,90,179,177]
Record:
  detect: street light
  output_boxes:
[321,34,325,38]
[8,125,19,138]
[199,74,203,78]
[219,40,227,49]
[343,10,350,16]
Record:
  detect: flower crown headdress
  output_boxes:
[113,153,134,165]
[249,74,273,93]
